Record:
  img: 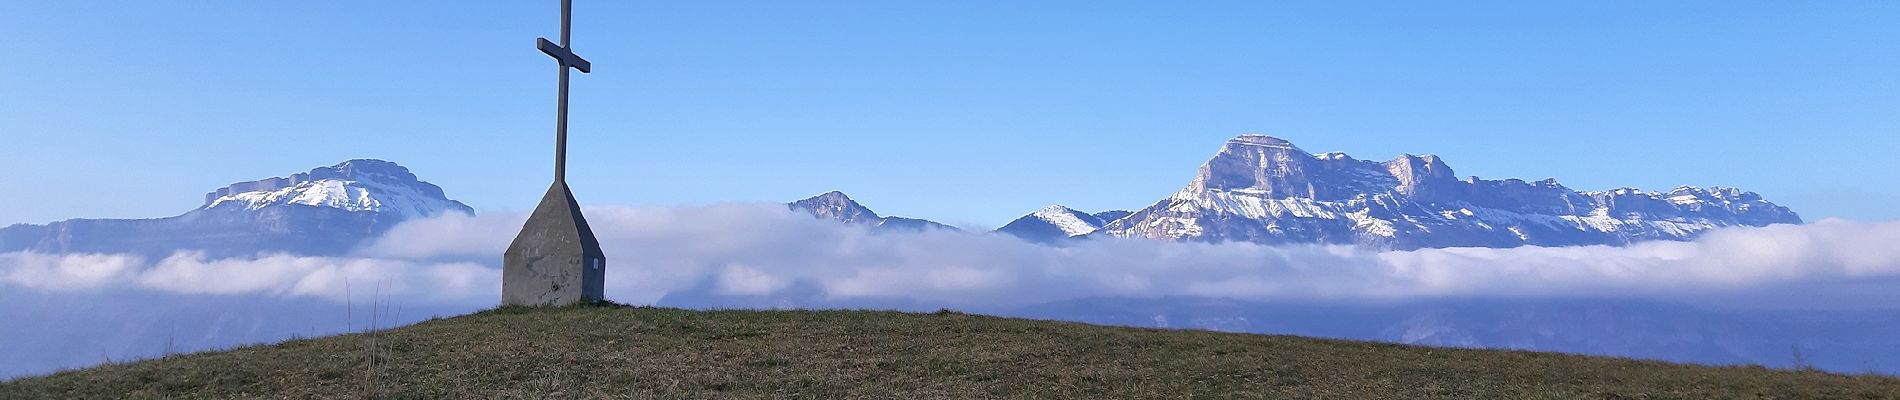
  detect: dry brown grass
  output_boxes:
[4,304,1897,399]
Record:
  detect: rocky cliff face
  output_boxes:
[786,191,882,225]
[0,160,472,257]
[1099,135,1799,249]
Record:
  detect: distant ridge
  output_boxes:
[1,134,1806,254]
[0,159,472,257]
[787,191,957,233]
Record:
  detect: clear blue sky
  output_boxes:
[2,1,1896,227]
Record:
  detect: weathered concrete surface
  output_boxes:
[502,182,605,306]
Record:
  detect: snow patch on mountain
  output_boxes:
[1031,205,1106,237]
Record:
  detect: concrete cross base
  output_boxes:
[502,182,606,306]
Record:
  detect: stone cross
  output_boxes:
[503,0,607,307]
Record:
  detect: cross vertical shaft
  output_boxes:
[554,0,572,182]
[541,0,590,183]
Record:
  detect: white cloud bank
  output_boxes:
[6,203,1899,309]
[0,251,495,305]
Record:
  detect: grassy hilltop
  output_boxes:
[4,304,1897,399]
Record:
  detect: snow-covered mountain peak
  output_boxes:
[1034,204,1079,214]
[1030,205,1104,237]
[3,159,473,258]
[996,205,1128,242]
[201,159,473,220]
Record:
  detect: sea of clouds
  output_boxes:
[6,203,1900,309]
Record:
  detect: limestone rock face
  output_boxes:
[502,182,605,306]
[1383,154,1459,203]
[1190,135,1322,199]
[1099,134,1801,249]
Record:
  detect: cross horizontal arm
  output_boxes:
[537,37,592,73]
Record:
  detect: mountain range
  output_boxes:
[972,135,1800,248]
[1092,135,1799,249]
[0,135,1802,257]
